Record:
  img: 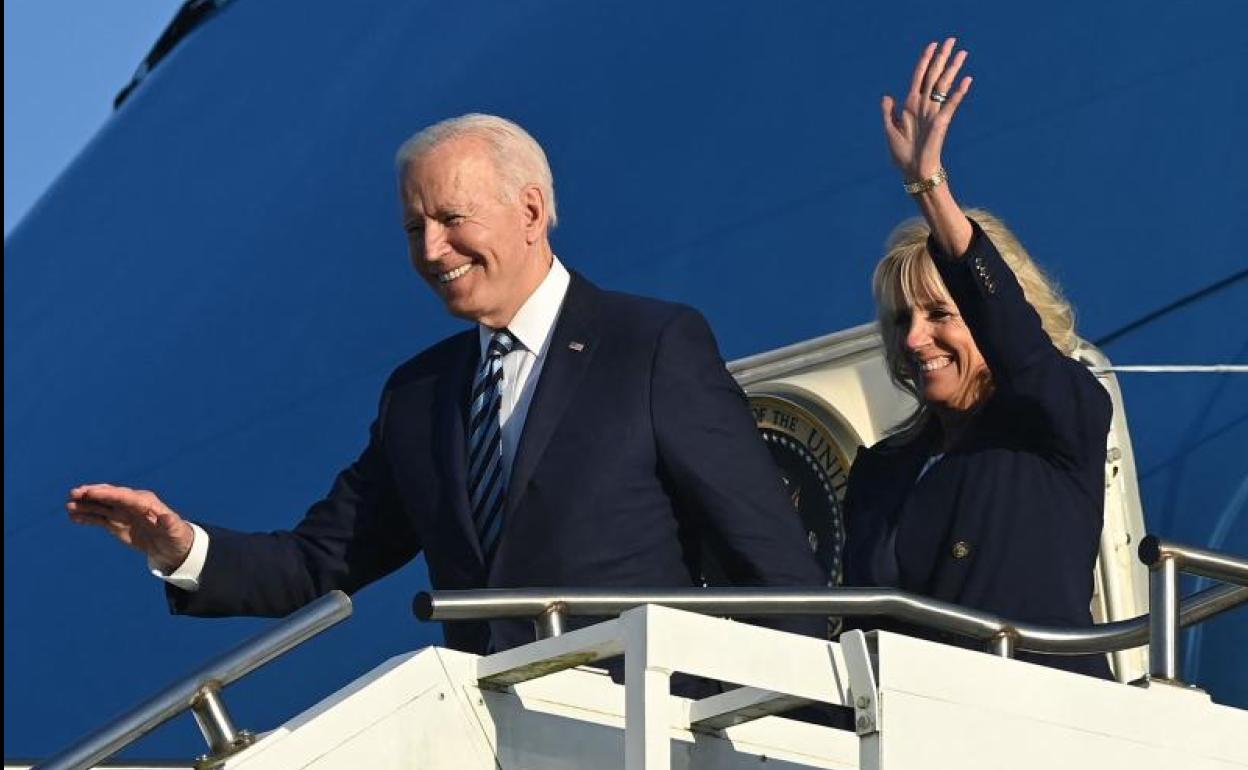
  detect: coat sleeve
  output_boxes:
[168,390,421,618]
[649,307,827,595]
[931,219,1111,469]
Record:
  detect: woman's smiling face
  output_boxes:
[900,295,989,412]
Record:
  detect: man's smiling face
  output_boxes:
[400,136,546,329]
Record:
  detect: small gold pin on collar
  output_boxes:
[568,341,586,352]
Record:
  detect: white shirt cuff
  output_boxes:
[149,522,209,591]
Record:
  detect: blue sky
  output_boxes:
[3,0,181,236]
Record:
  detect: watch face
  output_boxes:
[750,394,851,589]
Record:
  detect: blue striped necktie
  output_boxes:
[468,328,518,562]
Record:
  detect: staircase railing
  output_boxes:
[25,537,1245,769]
[416,535,1247,686]
[34,591,351,770]
[1137,535,1248,682]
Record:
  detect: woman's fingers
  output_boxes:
[934,49,968,102]
[941,75,974,121]
[922,38,957,103]
[882,93,919,168]
[907,41,938,101]
[881,95,899,134]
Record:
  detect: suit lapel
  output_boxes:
[505,274,601,516]
[435,331,486,567]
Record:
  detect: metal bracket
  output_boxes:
[190,684,255,769]
[840,630,880,736]
[534,601,569,640]
[688,687,812,731]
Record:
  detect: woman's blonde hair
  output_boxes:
[872,209,1077,439]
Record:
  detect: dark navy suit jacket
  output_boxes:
[843,221,1113,678]
[171,272,825,653]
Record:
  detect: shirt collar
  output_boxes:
[478,256,570,358]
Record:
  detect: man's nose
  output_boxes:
[422,224,446,260]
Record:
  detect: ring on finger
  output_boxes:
[930,90,950,104]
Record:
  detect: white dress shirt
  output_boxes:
[478,256,569,486]
[154,257,571,591]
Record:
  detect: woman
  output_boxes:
[842,38,1113,678]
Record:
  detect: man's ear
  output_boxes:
[520,184,547,244]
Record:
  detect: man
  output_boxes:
[67,114,824,654]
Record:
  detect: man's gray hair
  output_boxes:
[396,113,558,230]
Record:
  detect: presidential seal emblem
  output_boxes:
[749,393,852,590]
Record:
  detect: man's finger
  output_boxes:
[156,511,185,533]
[68,508,127,530]
[71,482,123,497]
[72,484,160,512]
[70,483,126,503]
[67,498,149,524]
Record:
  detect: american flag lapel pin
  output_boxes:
[568,341,586,352]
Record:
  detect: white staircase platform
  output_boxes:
[217,605,1247,770]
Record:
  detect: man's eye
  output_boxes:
[404,222,425,235]
[444,214,465,226]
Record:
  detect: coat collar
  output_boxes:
[438,272,602,573]
[503,272,601,516]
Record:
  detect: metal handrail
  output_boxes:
[6,758,194,763]
[37,591,352,770]
[1139,535,1248,586]
[8,763,193,770]
[415,582,1245,655]
[31,540,1242,769]
[417,536,1247,688]
[1137,536,1247,682]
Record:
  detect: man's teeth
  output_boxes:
[920,357,952,372]
[439,264,473,284]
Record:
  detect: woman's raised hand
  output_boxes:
[881,38,972,182]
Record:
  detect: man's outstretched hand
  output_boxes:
[67,484,195,573]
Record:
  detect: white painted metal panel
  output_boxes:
[873,631,1248,769]
[210,610,1243,770]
